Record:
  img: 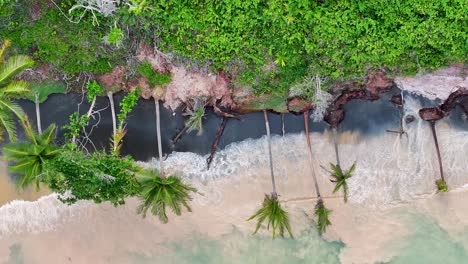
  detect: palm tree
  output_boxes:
[248,110,293,239]
[329,162,355,202]
[2,119,60,189]
[136,169,197,223]
[304,111,331,234]
[0,39,34,141]
[429,121,448,192]
[136,97,197,223]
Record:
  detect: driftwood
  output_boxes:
[213,104,241,120]
[171,126,189,147]
[206,117,228,169]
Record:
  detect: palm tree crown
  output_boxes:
[329,162,356,202]
[136,169,197,223]
[0,40,34,141]
[3,119,61,189]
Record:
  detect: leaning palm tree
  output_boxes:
[0,39,34,141]
[2,118,61,189]
[136,96,197,223]
[429,120,448,192]
[328,162,355,202]
[248,110,293,239]
[304,111,331,234]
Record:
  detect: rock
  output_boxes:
[405,115,415,124]
[390,94,403,107]
[366,69,394,98]
[287,97,314,114]
[419,107,445,122]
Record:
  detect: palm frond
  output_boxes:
[185,107,205,135]
[314,198,331,235]
[2,121,60,189]
[0,80,30,97]
[329,162,356,203]
[0,109,16,141]
[0,55,34,84]
[0,39,11,63]
[248,194,294,239]
[0,99,25,120]
[136,169,197,223]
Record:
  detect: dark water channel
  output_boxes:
[12,89,467,161]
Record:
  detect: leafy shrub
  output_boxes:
[137,62,172,87]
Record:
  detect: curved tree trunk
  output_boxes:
[429,121,445,183]
[304,111,321,198]
[332,127,341,168]
[34,92,42,133]
[107,91,117,151]
[155,98,164,175]
[263,110,277,196]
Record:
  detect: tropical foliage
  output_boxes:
[3,119,60,189]
[329,162,356,203]
[1,0,465,95]
[0,39,33,141]
[248,194,293,239]
[136,169,197,223]
[45,149,140,206]
[315,199,332,235]
[436,179,448,193]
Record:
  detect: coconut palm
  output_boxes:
[137,98,197,223]
[429,121,448,192]
[0,39,34,141]
[304,111,331,234]
[136,169,197,223]
[248,110,293,239]
[329,162,355,202]
[2,119,60,189]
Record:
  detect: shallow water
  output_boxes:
[1,89,467,263]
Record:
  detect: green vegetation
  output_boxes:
[315,199,332,235]
[137,62,172,87]
[2,0,466,95]
[136,169,197,223]
[436,179,448,193]
[0,39,33,141]
[3,120,60,189]
[46,149,140,206]
[329,162,356,203]
[248,194,294,239]
[28,82,67,103]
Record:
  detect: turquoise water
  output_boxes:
[387,213,468,264]
[125,212,468,264]
[128,229,344,264]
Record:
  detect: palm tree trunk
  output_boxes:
[155,98,164,175]
[72,96,97,145]
[34,92,42,134]
[263,110,277,196]
[304,111,321,198]
[332,127,341,168]
[107,91,117,151]
[429,121,445,183]
[281,113,285,137]
[206,117,228,170]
